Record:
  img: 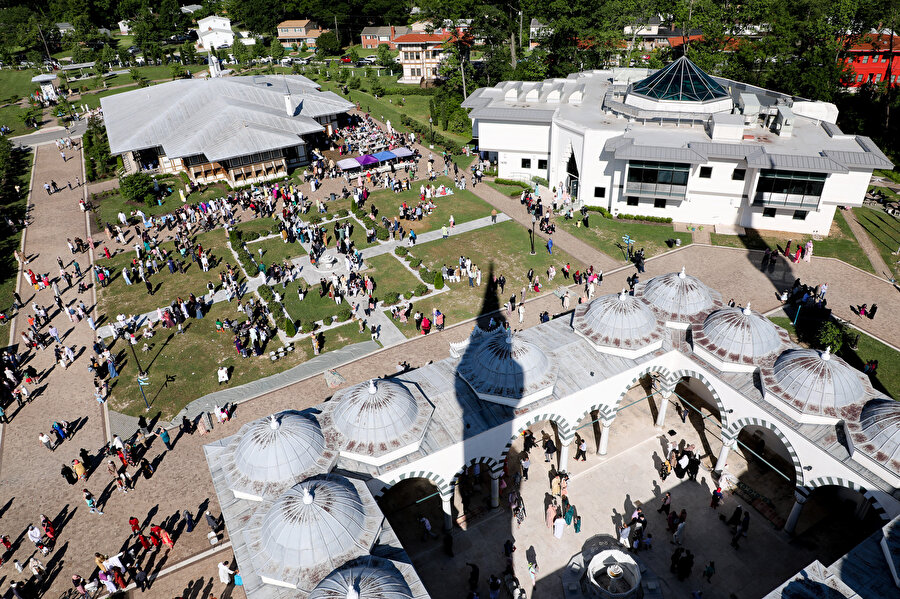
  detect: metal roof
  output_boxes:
[768,348,867,418]
[695,306,785,365]
[573,289,664,352]
[746,152,849,174]
[457,329,557,403]
[639,268,719,323]
[607,138,707,164]
[310,556,413,599]
[630,56,730,103]
[101,76,354,161]
[467,106,556,124]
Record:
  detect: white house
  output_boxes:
[462,57,893,235]
[117,20,131,35]
[196,15,234,50]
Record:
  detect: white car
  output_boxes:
[365,55,377,62]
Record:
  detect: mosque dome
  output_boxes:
[572,289,663,355]
[310,556,412,599]
[258,475,375,570]
[766,348,867,418]
[640,268,718,325]
[230,411,327,485]
[848,398,900,473]
[457,330,556,406]
[694,304,785,367]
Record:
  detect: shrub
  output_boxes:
[228,230,241,245]
[336,307,353,322]
[495,178,532,189]
[409,258,422,268]
[309,214,323,224]
[283,318,297,337]
[119,173,156,206]
[418,267,432,281]
[238,251,256,276]
[532,176,549,187]
[817,321,844,353]
[348,77,362,90]
[394,246,408,257]
[375,226,389,241]
[383,291,400,305]
[585,206,613,219]
[403,291,414,299]
[337,209,349,217]
[257,285,275,303]
[414,283,429,296]
[615,214,673,223]
[434,271,444,289]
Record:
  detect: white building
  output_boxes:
[196,15,234,50]
[205,270,900,599]
[394,32,451,85]
[462,57,893,235]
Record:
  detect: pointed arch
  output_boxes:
[669,368,730,429]
[374,470,452,500]
[804,476,889,522]
[449,456,504,489]
[725,416,805,486]
[498,412,574,464]
[574,365,677,427]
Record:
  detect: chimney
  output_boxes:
[284,94,294,117]
[391,25,395,39]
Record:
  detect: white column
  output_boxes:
[441,495,453,531]
[655,391,672,428]
[784,489,808,535]
[598,420,614,455]
[490,472,501,509]
[558,440,571,472]
[715,433,736,473]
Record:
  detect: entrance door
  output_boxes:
[566,153,580,201]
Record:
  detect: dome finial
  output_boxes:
[268,415,279,430]
[302,487,314,504]
[619,288,628,301]
[679,266,686,279]
[822,346,831,361]
[368,379,377,394]
[742,302,752,316]
[505,328,513,345]
[346,588,360,599]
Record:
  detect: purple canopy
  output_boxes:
[392,147,414,158]
[356,154,379,167]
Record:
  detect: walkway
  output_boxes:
[842,208,895,280]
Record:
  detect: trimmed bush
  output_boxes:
[409,258,422,268]
[418,267,432,281]
[585,206,613,219]
[383,291,400,305]
[433,271,444,289]
[242,230,261,242]
[817,321,844,353]
[394,246,408,257]
[353,209,366,220]
[337,209,349,217]
[257,285,275,303]
[375,226,389,241]
[309,214,323,224]
[414,283,429,296]
[179,171,190,185]
[336,307,353,322]
[495,178,532,189]
[284,318,297,337]
[532,176,549,187]
[615,214,673,223]
[403,291,414,299]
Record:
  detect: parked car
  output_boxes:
[293,57,311,65]
[340,55,352,63]
[355,60,371,67]
[365,54,378,62]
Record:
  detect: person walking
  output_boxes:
[129,516,141,534]
[183,509,195,533]
[517,303,524,323]
[419,516,438,540]
[542,436,556,463]
[574,438,587,462]
[658,492,671,515]
[521,454,530,480]
[156,426,172,450]
[702,561,715,582]
[83,489,103,515]
[218,561,235,585]
[710,487,723,509]
[39,432,54,451]
[672,520,686,545]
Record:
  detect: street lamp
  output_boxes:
[429,116,433,146]
[530,214,536,255]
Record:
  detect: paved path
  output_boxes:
[10,120,88,147]
[842,207,895,280]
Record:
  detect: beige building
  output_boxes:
[276,20,328,50]
[394,32,451,84]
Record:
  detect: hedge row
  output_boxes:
[399,115,462,154]
[616,214,674,223]
[383,86,437,96]
[532,176,549,187]
[584,206,613,219]
[495,178,532,189]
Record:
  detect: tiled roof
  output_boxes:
[393,33,451,44]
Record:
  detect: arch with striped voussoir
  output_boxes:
[575,366,678,427]
[450,456,504,488]
[499,412,575,465]
[669,368,730,429]
[724,416,805,486]
[374,470,452,500]
[803,476,889,521]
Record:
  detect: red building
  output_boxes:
[844,33,900,88]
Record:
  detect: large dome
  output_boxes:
[457,330,556,404]
[851,398,900,471]
[768,348,866,418]
[572,289,663,354]
[231,411,327,484]
[695,305,784,365]
[259,475,373,569]
[640,268,717,324]
[332,379,419,452]
[310,556,412,599]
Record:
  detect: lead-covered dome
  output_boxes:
[572,289,663,357]
[763,347,867,420]
[693,304,786,369]
[223,411,336,500]
[310,556,412,599]
[457,330,556,407]
[639,268,719,326]
[846,398,900,477]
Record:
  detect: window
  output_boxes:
[755,169,826,208]
[538,159,548,170]
[594,186,606,198]
[858,74,865,82]
[862,55,869,63]
[521,158,531,169]
[626,161,690,198]
[732,168,746,181]
[762,208,776,218]
[699,166,712,178]
[654,198,666,209]
[793,210,808,220]
[876,73,882,82]
[626,196,639,206]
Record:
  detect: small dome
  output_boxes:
[696,305,783,364]
[853,398,900,469]
[310,556,412,599]
[770,348,866,417]
[641,268,717,323]
[573,289,663,352]
[259,475,368,569]
[457,330,555,402]
[233,412,326,484]
[332,379,418,450]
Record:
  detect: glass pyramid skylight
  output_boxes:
[630,56,730,102]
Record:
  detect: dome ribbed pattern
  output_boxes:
[232,412,326,484]
[854,398,900,469]
[698,307,782,363]
[458,331,554,400]
[332,379,418,450]
[573,291,662,350]
[310,556,412,599]
[642,269,715,323]
[630,56,730,102]
[260,475,367,569]
[771,349,866,417]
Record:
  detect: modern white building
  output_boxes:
[205,270,900,598]
[462,57,893,235]
[196,15,235,50]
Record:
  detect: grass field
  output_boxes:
[281,279,355,326]
[391,219,582,337]
[0,69,41,102]
[106,299,370,418]
[367,177,494,235]
[0,103,39,137]
[79,84,141,109]
[558,214,692,263]
[486,180,530,197]
[0,147,32,322]
[364,253,422,299]
[246,234,307,266]
[852,207,900,280]
[94,177,232,226]
[709,209,873,273]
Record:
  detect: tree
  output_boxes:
[370,78,385,97]
[269,39,286,61]
[376,43,393,67]
[316,31,341,56]
[232,39,249,64]
[224,0,284,35]
[170,63,187,79]
[817,321,845,353]
[100,45,117,69]
[119,173,156,206]
[181,41,197,65]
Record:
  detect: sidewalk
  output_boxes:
[842,208,894,279]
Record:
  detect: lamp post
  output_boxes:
[429,116,433,147]
[127,342,151,411]
[530,214,536,255]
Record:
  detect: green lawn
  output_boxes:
[710,209,873,274]
[95,229,234,317]
[0,70,41,102]
[486,180,529,197]
[281,279,356,327]
[391,219,582,337]
[0,103,40,137]
[233,217,280,239]
[770,313,899,400]
[852,207,900,280]
[246,235,307,266]
[558,215,692,263]
[0,147,32,322]
[367,177,494,235]
[94,177,232,227]
[79,84,141,109]
[331,217,378,249]
[365,254,422,300]
[106,299,370,418]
